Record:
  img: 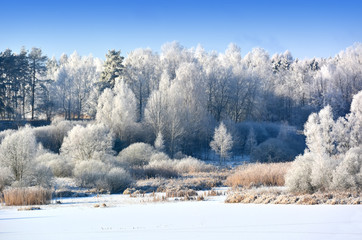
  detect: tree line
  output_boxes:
[1,42,362,158]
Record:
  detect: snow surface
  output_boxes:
[1,192,362,240]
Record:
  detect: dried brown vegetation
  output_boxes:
[226,162,291,188]
[226,188,361,205]
[3,187,52,206]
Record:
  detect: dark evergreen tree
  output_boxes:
[28,47,47,120]
[100,50,124,89]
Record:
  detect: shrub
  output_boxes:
[150,152,170,162]
[26,164,54,188]
[33,120,80,153]
[285,153,314,193]
[0,125,37,182]
[226,162,290,188]
[332,147,362,190]
[61,124,115,162]
[118,142,155,166]
[105,168,132,193]
[0,167,13,191]
[36,153,73,177]
[0,129,15,143]
[3,187,52,206]
[144,159,178,178]
[175,157,215,173]
[73,160,108,188]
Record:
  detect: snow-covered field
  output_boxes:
[1,192,362,240]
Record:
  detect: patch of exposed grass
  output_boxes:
[226,162,291,188]
[225,188,362,205]
[3,187,52,206]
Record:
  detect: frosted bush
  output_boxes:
[73,160,108,188]
[310,154,337,191]
[0,167,13,191]
[175,157,215,173]
[285,153,314,193]
[105,168,132,193]
[0,129,15,144]
[118,142,155,166]
[144,159,178,178]
[150,152,170,162]
[332,147,362,190]
[0,125,36,182]
[36,153,73,177]
[61,124,115,162]
[27,164,54,188]
[286,91,362,193]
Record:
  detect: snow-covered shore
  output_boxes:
[1,192,361,240]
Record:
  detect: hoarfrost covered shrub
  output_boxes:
[26,164,53,188]
[36,153,73,177]
[0,126,36,182]
[144,159,178,178]
[73,160,108,188]
[286,91,362,192]
[74,161,132,192]
[175,157,215,173]
[61,124,114,162]
[150,152,170,162]
[118,142,155,166]
[0,129,15,143]
[0,167,13,191]
[34,120,79,153]
[285,153,314,193]
[332,147,362,190]
[105,168,132,193]
[309,154,338,191]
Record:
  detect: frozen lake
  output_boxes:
[1,193,362,240]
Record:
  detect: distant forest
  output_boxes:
[1,42,361,159]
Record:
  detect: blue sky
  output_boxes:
[0,0,361,59]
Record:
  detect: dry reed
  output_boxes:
[3,187,52,206]
[226,162,291,188]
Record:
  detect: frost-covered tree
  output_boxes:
[0,126,36,181]
[60,124,114,162]
[304,105,336,156]
[210,122,233,163]
[348,90,362,148]
[286,90,362,192]
[100,50,124,89]
[154,131,165,152]
[96,78,137,141]
[52,52,102,119]
[124,48,161,120]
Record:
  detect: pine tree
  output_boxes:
[28,47,47,120]
[100,50,124,89]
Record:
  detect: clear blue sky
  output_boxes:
[0,0,361,59]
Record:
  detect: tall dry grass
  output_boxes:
[226,162,291,188]
[3,187,52,206]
